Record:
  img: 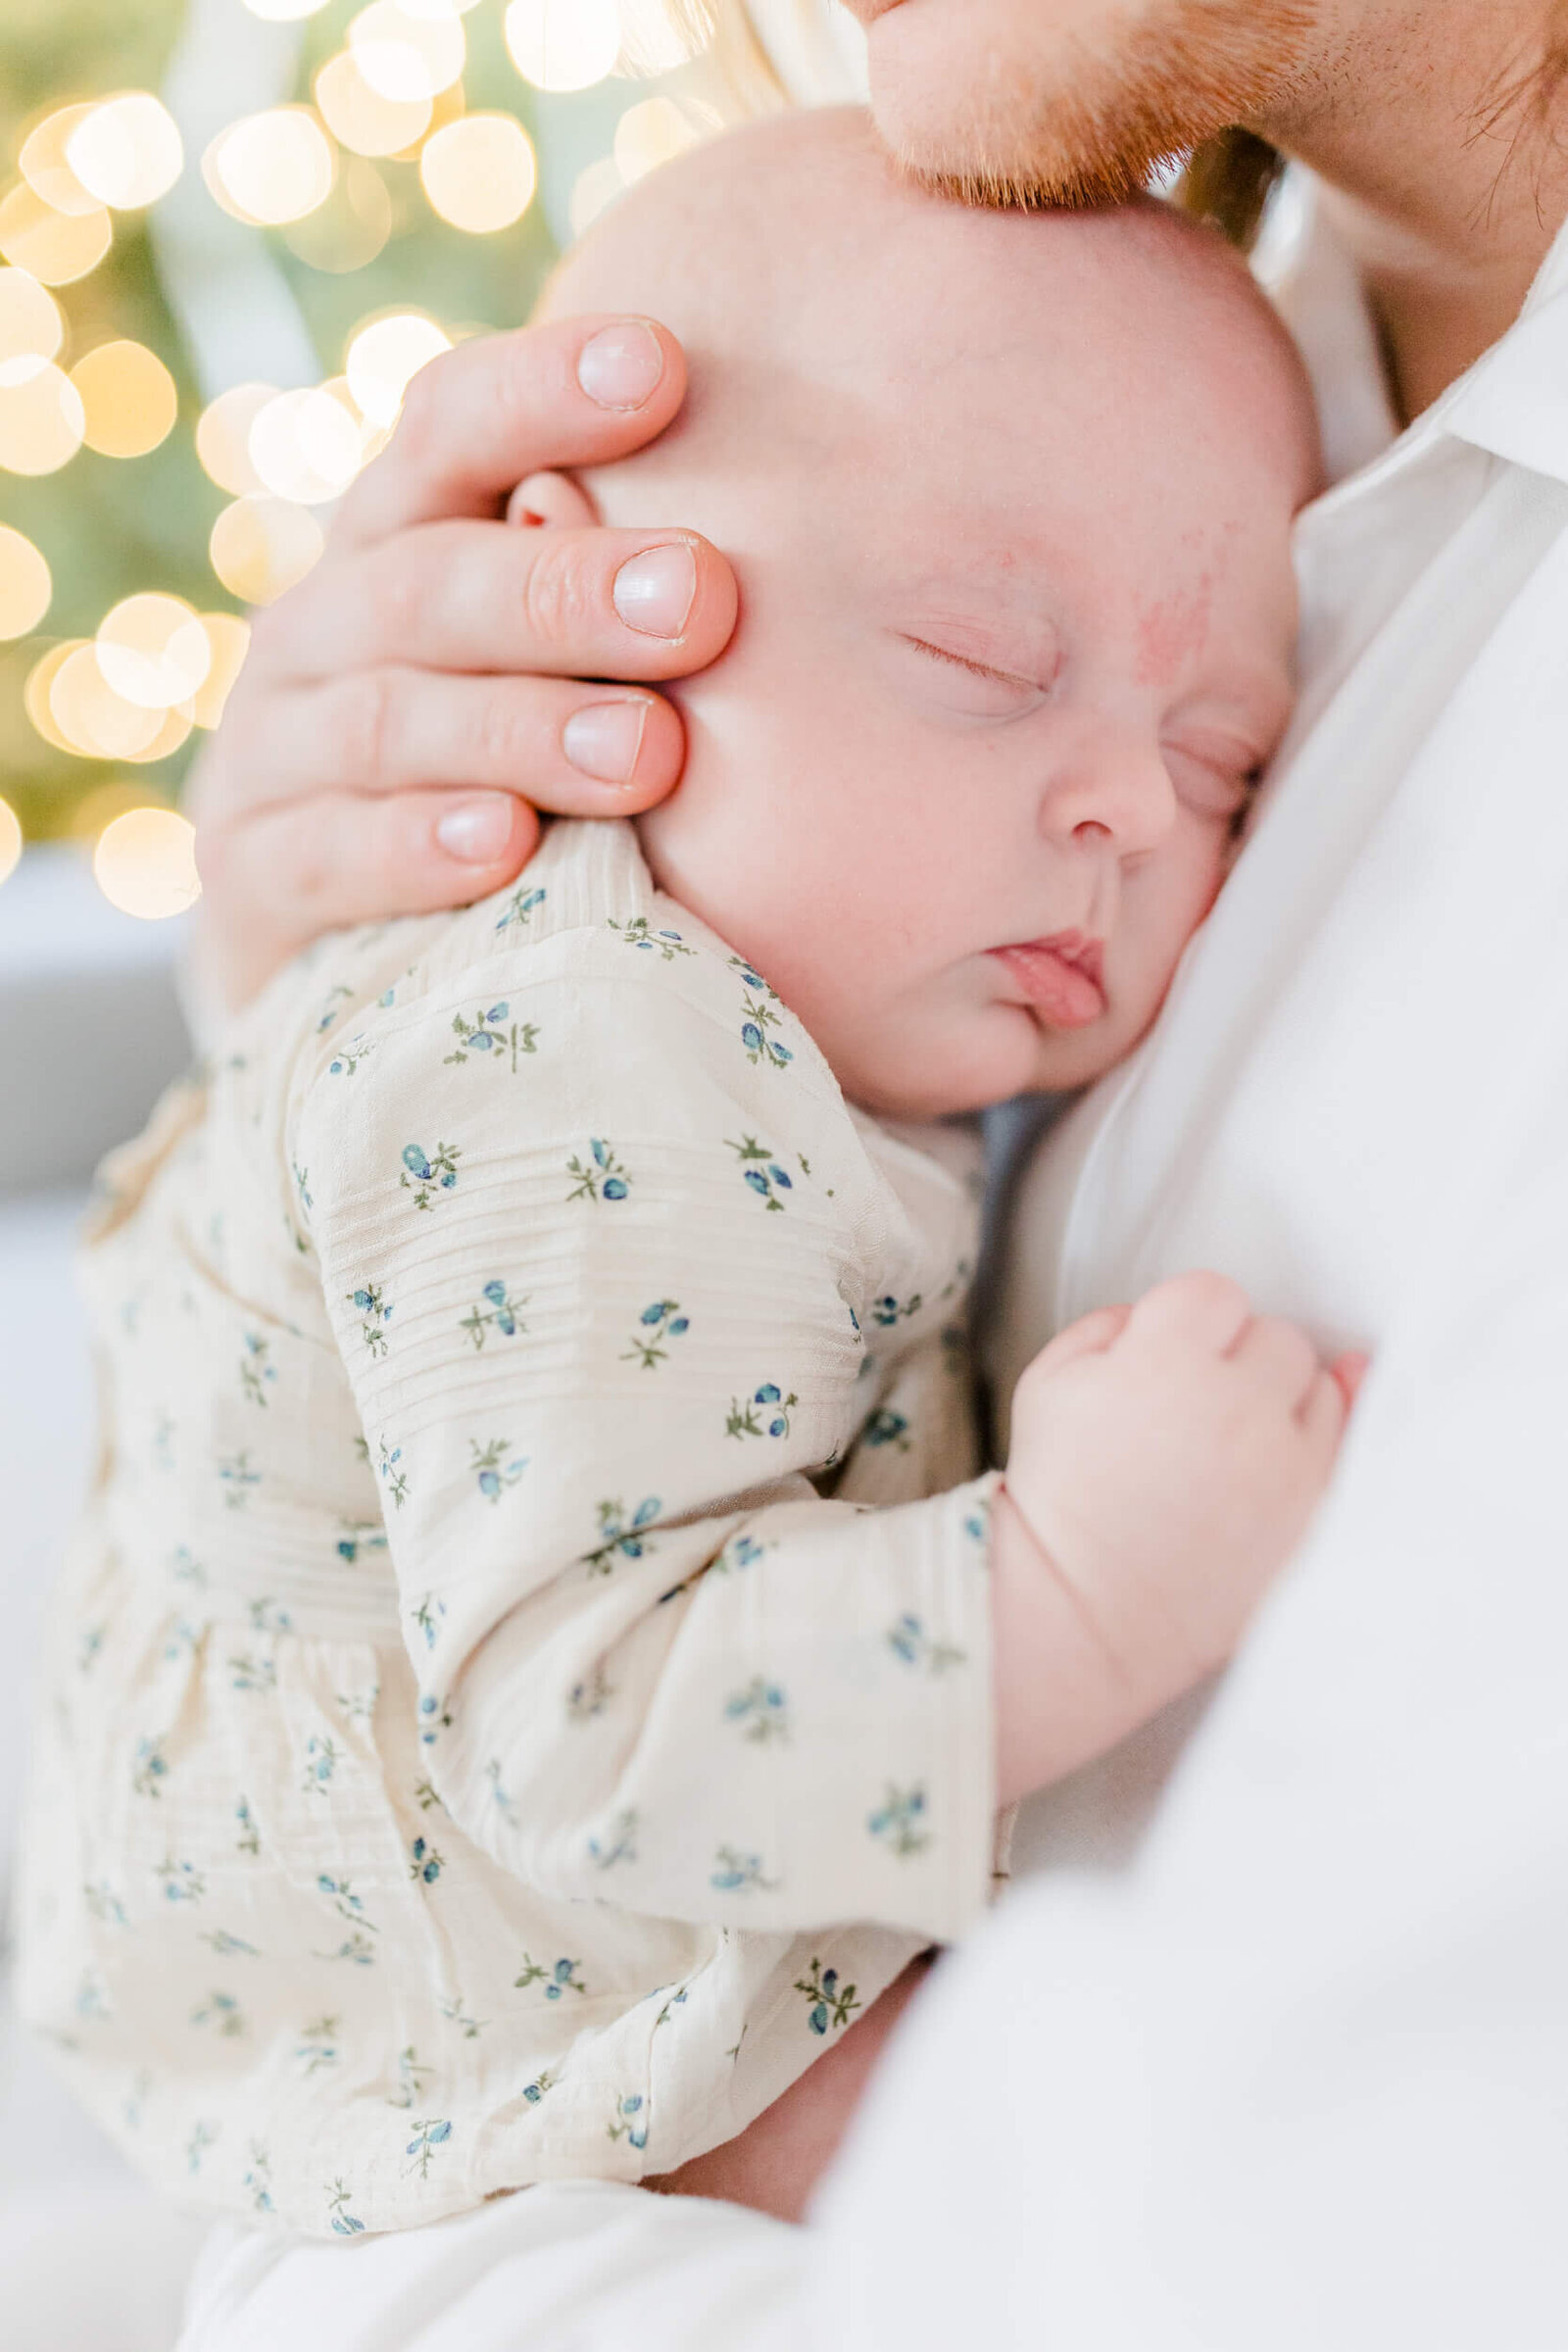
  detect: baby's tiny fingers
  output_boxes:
[1330,1350,1370,1409]
[1022,1303,1133,1382]
[1229,1312,1322,1404]
[1298,1364,1351,1452]
[1124,1269,1252,1354]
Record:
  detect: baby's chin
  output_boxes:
[830,1007,1105,1123]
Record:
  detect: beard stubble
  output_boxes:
[893,0,1322,208]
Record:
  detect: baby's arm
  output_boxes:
[294,934,998,1945]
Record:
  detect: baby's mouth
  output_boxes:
[988,932,1105,1029]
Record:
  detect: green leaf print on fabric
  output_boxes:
[886,1614,967,1675]
[868,1783,930,1858]
[461,1280,527,1348]
[494,884,547,933]
[190,1990,246,2038]
[327,2180,366,2234]
[586,1809,638,1870]
[621,1299,688,1368]
[444,1004,540,1070]
[327,1035,373,1077]
[585,1495,661,1574]
[239,1333,277,1406]
[515,1953,588,2000]
[403,2118,453,2179]
[607,2092,649,2148]
[347,1282,393,1355]
[710,1845,778,1893]
[566,1138,631,1202]
[470,1437,527,1502]
[386,2045,431,2108]
[723,1677,789,1743]
[401,1141,462,1209]
[793,1958,861,2035]
[863,1408,911,1452]
[608,914,693,961]
[725,1384,797,1440]
[727,1134,793,1210]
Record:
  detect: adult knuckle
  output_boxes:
[335,669,401,787]
[472,687,533,776]
[521,535,597,653]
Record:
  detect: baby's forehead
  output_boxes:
[547,111,1318,526]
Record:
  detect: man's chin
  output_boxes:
[860,0,1320,212]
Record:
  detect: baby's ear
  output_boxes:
[506,469,599,530]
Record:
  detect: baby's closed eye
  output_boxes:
[891,632,1055,722]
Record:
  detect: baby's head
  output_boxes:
[533,110,1317,1117]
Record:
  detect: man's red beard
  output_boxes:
[866,0,1321,210]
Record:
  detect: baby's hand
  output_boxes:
[992,1273,1362,1801]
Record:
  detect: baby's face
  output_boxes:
[635,374,1299,1119]
[558,127,1314,1119]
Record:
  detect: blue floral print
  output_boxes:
[607,2092,648,2149]
[461,1279,527,1348]
[347,1282,393,1355]
[240,1333,277,1406]
[710,1845,778,1893]
[514,1954,587,1999]
[234,1795,261,1856]
[609,914,693,961]
[326,2179,366,2234]
[793,1957,861,2035]
[586,1495,661,1572]
[886,1613,966,1675]
[494,884,547,932]
[158,1858,205,1903]
[409,1836,443,1885]
[386,2044,431,2107]
[566,1659,614,1720]
[444,1004,540,1071]
[868,1783,930,1858]
[727,1133,793,1209]
[412,1592,446,1650]
[723,1677,789,1743]
[566,1137,631,1202]
[401,1141,461,1209]
[726,1383,797,1440]
[440,1997,486,2038]
[302,1737,339,1794]
[191,1989,245,2037]
[327,1035,373,1078]
[403,2118,453,2179]
[377,1437,409,1508]
[863,1407,911,1451]
[871,1293,922,1326]
[131,1740,169,1798]
[470,1437,527,1501]
[587,1809,639,1869]
[218,1450,260,1508]
[621,1298,688,1368]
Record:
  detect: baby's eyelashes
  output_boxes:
[1161,738,1265,820]
[893,632,1053,720]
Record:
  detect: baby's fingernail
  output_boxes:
[564,699,651,784]
[612,544,697,638]
[577,321,665,411]
[436,796,515,863]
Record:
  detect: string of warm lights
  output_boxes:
[0,0,730,920]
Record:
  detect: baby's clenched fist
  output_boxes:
[991,1272,1361,1802]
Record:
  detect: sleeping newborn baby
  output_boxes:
[19,110,1345,2242]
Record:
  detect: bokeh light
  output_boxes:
[191,613,252,729]
[0,793,21,886]
[241,0,332,19]
[505,0,620,93]
[0,355,86,475]
[66,94,184,212]
[0,526,52,640]
[284,152,393,272]
[196,381,278,496]
[570,157,624,237]
[0,268,65,364]
[0,181,113,285]
[96,594,213,710]
[316,50,432,158]
[420,115,537,233]
[204,107,337,227]
[70,340,178,458]
[250,383,367,503]
[48,641,168,759]
[93,805,202,920]
[345,310,451,425]
[350,2,466,102]
[24,640,84,753]
[210,493,326,604]
[19,104,101,217]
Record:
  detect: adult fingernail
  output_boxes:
[612,544,697,638]
[436,796,515,863]
[564,699,651,784]
[577,321,665,411]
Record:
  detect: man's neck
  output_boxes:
[1256,3,1568,418]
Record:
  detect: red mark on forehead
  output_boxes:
[1135,567,1214,688]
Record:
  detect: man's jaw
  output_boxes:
[857,0,1323,213]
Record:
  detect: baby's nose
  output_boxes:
[1038,729,1178,858]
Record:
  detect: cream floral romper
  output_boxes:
[18,818,1000,2237]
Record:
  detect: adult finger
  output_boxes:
[230,671,685,814]
[197,789,540,993]
[249,519,737,688]
[332,317,690,551]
